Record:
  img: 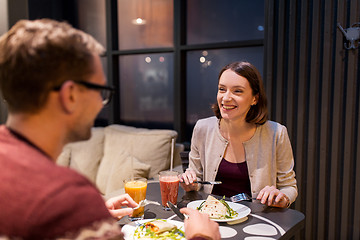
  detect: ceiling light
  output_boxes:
[132,18,147,25]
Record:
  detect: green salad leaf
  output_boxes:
[133,219,185,240]
[197,196,238,219]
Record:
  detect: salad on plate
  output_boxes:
[187,195,251,222]
[129,219,185,240]
[196,195,238,220]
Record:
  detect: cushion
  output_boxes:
[64,127,105,183]
[173,143,184,168]
[96,147,151,195]
[104,125,178,178]
[56,145,71,167]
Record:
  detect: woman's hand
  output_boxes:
[105,194,138,219]
[180,207,221,240]
[256,185,290,208]
[179,169,200,192]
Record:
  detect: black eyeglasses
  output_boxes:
[53,80,115,105]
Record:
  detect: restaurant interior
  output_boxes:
[0,0,359,239]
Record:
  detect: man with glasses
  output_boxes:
[53,80,115,106]
[0,19,220,240]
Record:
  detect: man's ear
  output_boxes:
[58,81,77,114]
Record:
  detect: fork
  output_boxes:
[133,199,160,210]
[230,193,252,202]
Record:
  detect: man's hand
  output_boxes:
[105,194,138,219]
[180,207,220,240]
[256,185,290,208]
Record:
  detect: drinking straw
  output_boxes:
[130,155,134,181]
[130,137,135,181]
[170,138,175,171]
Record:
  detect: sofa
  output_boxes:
[56,124,184,199]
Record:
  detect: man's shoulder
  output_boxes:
[0,138,114,239]
[0,164,116,239]
[0,218,123,240]
[35,177,121,239]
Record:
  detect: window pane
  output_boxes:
[77,0,106,48]
[186,47,264,129]
[118,0,173,50]
[119,53,174,127]
[187,0,265,44]
[95,57,110,126]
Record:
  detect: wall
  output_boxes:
[0,0,8,124]
[264,0,359,239]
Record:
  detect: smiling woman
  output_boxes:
[179,61,298,209]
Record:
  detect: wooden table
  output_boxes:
[119,181,305,240]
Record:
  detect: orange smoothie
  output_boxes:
[124,179,147,218]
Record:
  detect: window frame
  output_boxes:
[105,0,264,142]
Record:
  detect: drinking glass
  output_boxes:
[159,171,180,210]
[124,177,147,221]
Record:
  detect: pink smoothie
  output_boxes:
[159,175,180,206]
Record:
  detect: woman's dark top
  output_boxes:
[212,158,251,198]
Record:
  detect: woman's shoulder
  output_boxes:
[195,116,218,128]
[259,120,288,135]
[192,116,219,138]
[263,120,285,128]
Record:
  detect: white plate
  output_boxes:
[187,200,251,222]
[121,219,185,240]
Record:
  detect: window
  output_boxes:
[187,0,264,44]
[77,0,109,126]
[75,0,264,142]
[119,53,174,127]
[77,0,106,48]
[118,0,173,50]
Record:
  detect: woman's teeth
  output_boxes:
[222,105,236,110]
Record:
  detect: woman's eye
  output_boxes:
[234,89,243,93]
[218,87,226,92]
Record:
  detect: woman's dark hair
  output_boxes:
[211,61,268,124]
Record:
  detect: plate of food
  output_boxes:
[121,219,185,240]
[187,195,251,222]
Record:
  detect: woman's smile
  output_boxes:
[221,104,237,110]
